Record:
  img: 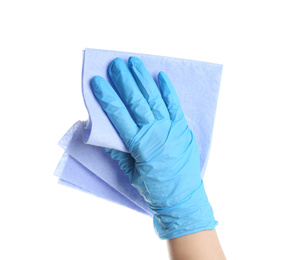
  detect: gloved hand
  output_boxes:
[91,57,218,239]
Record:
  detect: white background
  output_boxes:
[1,0,296,259]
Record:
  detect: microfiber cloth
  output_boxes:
[55,48,223,216]
[54,150,152,216]
[55,120,153,216]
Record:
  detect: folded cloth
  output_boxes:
[56,120,153,215]
[55,48,223,215]
[82,48,223,178]
[54,151,152,216]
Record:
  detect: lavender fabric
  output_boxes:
[54,48,223,215]
[55,150,152,216]
[55,120,153,216]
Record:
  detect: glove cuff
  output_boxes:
[152,180,218,240]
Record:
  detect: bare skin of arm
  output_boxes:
[167,229,226,260]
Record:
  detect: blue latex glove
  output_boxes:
[91,57,218,239]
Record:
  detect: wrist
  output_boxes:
[151,180,218,240]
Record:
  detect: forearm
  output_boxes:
[167,229,226,260]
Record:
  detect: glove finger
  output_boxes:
[158,71,184,122]
[91,76,139,145]
[108,58,155,127]
[128,57,170,120]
